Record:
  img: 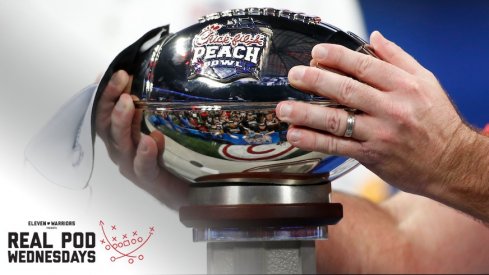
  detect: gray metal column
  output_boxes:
[207,241,316,274]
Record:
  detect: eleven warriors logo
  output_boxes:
[189,19,272,82]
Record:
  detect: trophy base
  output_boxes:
[179,183,342,241]
[178,182,341,274]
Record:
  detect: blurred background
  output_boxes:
[0,0,487,273]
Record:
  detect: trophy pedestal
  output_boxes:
[207,240,316,274]
[179,183,342,274]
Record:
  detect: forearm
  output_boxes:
[316,191,489,273]
[426,127,489,222]
[316,192,412,273]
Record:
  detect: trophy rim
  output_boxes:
[134,99,343,111]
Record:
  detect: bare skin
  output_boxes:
[317,192,489,273]
[276,31,489,222]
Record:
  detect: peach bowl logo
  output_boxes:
[189,19,271,82]
[99,220,155,264]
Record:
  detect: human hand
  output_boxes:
[95,70,188,210]
[276,31,478,197]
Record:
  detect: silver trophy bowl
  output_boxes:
[129,8,371,185]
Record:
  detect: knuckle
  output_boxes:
[328,138,339,155]
[302,106,317,126]
[301,107,313,125]
[324,109,342,134]
[292,103,306,124]
[111,111,125,129]
[110,116,133,139]
[338,77,356,105]
[310,134,321,152]
[402,77,421,94]
[376,128,395,144]
[109,129,133,155]
[386,103,414,127]
[133,161,146,181]
[108,132,122,151]
[317,136,339,155]
[354,56,373,79]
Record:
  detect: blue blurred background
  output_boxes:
[361,0,489,128]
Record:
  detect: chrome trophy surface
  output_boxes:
[131,8,373,185]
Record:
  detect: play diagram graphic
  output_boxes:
[99,220,155,264]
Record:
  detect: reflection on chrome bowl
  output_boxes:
[135,101,358,185]
[125,7,376,185]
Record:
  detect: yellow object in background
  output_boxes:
[359,176,391,203]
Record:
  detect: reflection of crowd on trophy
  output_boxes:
[148,107,290,145]
[156,110,288,137]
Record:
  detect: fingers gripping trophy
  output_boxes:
[96,7,375,274]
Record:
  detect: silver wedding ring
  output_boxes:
[344,112,356,138]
